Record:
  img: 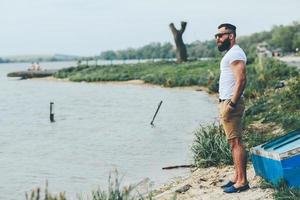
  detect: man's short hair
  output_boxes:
[218,23,236,37]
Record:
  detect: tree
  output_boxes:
[169,21,188,62]
[271,25,295,52]
[100,50,117,60]
[292,32,300,52]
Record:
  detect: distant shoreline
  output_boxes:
[33,76,217,97]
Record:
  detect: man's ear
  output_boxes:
[229,33,234,40]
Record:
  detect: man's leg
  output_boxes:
[229,137,247,187]
[231,147,238,183]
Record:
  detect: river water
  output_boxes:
[0,61,218,199]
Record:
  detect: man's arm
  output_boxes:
[230,60,247,106]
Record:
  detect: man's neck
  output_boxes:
[229,41,236,49]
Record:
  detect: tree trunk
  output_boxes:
[169,22,188,62]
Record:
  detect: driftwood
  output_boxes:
[162,164,195,170]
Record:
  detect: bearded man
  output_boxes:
[215,23,249,193]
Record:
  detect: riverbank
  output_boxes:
[153,165,274,200]
[53,60,220,93]
[35,76,214,95]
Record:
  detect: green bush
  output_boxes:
[191,123,233,167]
[54,60,220,88]
[207,72,219,93]
[245,76,300,131]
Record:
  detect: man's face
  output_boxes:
[215,27,232,52]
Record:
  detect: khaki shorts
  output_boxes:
[219,99,245,140]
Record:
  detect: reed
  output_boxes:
[26,171,155,200]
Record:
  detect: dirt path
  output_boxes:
[278,56,300,69]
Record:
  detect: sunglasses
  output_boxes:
[214,32,232,39]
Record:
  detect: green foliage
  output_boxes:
[0,57,11,63]
[187,40,221,59]
[238,31,272,62]
[244,58,299,129]
[25,181,66,200]
[270,22,300,52]
[26,172,155,200]
[238,21,300,55]
[244,58,299,99]
[243,126,281,151]
[99,42,176,60]
[245,76,300,131]
[88,171,148,200]
[54,60,220,88]
[207,71,219,93]
[98,21,300,60]
[292,32,300,51]
[260,179,300,200]
[191,124,233,167]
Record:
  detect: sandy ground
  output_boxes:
[152,165,274,200]
[33,77,215,95]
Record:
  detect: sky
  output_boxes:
[1,0,299,56]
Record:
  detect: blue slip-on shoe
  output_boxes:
[220,181,235,188]
[223,184,250,193]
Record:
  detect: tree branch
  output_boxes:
[180,21,187,34]
[169,23,177,35]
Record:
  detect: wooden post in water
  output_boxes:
[50,102,55,122]
[150,100,163,126]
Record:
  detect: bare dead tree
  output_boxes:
[169,21,188,62]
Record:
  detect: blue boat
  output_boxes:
[251,129,300,188]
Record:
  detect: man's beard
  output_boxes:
[217,38,231,52]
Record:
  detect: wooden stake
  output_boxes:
[50,102,55,122]
[150,101,163,126]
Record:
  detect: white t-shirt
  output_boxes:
[219,44,247,100]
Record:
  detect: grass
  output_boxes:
[26,171,155,200]
[260,179,300,200]
[54,60,219,89]
[26,181,66,200]
[243,58,299,99]
[191,123,232,167]
[245,76,300,131]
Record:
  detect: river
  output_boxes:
[0,61,218,199]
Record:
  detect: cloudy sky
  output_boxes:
[1,0,299,56]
